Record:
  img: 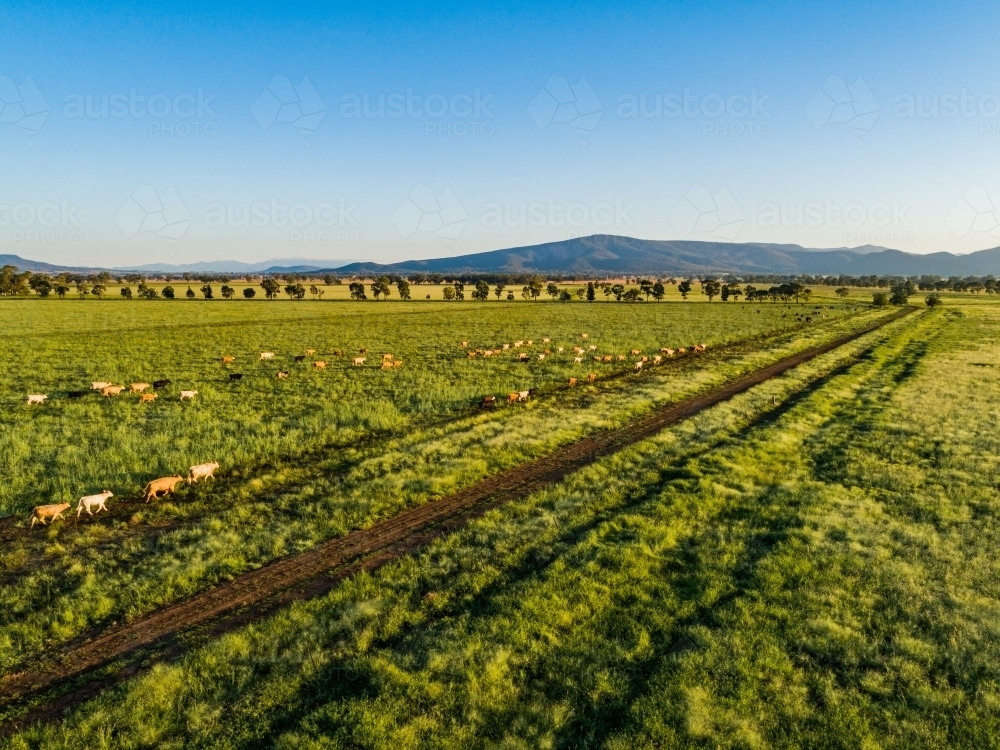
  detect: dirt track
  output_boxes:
[0,307,914,734]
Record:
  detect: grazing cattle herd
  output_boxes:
[21,336,707,527]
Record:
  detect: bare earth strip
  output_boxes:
[0,308,914,734]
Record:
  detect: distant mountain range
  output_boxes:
[3,237,1000,277]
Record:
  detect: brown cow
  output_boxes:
[221,356,235,364]
[394,360,403,368]
[568,377,577,387]
[313,361,327,369]
[30,503,70,528]
[130,382,151,393]
[467,351,477,358]
[139,393,157,403]
[603,355,613,363]
[587,373,597,383]
[507,392,519,404]
[479,395,496,409]
[143,475,184,502]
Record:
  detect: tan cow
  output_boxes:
[30,502,70,528]
[603,355,613,363]
[537,353,546,361]
[588,345,597,351]
[305,349,316,355]
[526,339,534,346]
[677,347,687,355]
[382,353,394,361]
[513,341,523,348]
[502,343,509,350]
[91,381,113,391]
[130,382,151,393]
[593,356,602,362]
[693,344,706,353]
[276,371,289,379]
[542,337,550,343]
[460,341,468,348]
[381,361,392,370]
[352,357,366,366]
[76,490,112,518]
[518,352,529,362]
[574,357,583,363]
[557,347,564,353]
[313,361,327,369]
[143,475,184,502]
[179,390,198,401]
[139,393,157,403]
[221,356,235,364]
[630,349,641,356]
[467,351,477,358]
[26,394,48,405]
[101,385,125,397]
[507,392,519,404]
[394,360,403,368]
[260,352,275,360]
[581,333,589,339]
[573,347,584,354]
[187,461,219,483]
[617,355,627,361]
[660,348,675,356]
[587,373,597,383]
[568,377,577,387]
[653,355,662,364]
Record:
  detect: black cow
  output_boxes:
[229,373,243,381]
[67,390,87,398]
[295,355,306,362]
[153,379,171,389]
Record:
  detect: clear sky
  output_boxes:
[2,0,1000,268]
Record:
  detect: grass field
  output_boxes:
[5,294,999,748]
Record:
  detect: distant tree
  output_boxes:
[521,286,531,300]
[186,287,196,299]
[162,286,175,299]
[507,290,515,301]
[835,287,851,299]
[546,282,560,300]
[651,282,665,301]
[721,284,730,302]
[30,276,53,297]
[472,280,490,301]
[925,293,942,307]
[54,284,70,299]
[260,277,281,299]
[801,288,813,304]
[603,284,612,302]
[243,288,256,299]
[559,290,573,302]
[443,285,457,301]
[678,279,692,300]
[201,284,214,299]
[494,282,505,301]
[371,276,391,300]
[120,286,132,300]
[743,284,757,302]
[75,281,90,298]
[349,281,367,300]
[702,279,721,301]
[453,281,465,300]
[728,284,742,302]
[91,284,106,298]
[221,285,235,299]
[576,288,585,300]
[527,277,543,301]
[889,284,909,306]
[96,271,112,285]
[323,275,337,285]
[611,283,625,301]
[872,291,889,307]
[623,288,642,302]
[396,278,411,300]
[587,281,596,301]
[640,279,653,300]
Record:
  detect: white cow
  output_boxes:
[91,381,112,391]
[187,461,219,483]
[574,357,583,363]
[27,394,48,405]
[77,490,113,518]
[518,390,529,401]
[179,390,198,401]
[260,352,275,360]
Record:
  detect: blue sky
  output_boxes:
[2,0,999,267]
